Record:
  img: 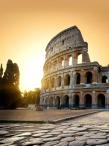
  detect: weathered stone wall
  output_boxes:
[40,26,109,109]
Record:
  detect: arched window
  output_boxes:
[86,72,92,84]
[102,75,108,83]
[68,56,72,66]
[76,73,81,84]
[57,76,61,87]
[78,54,82,64]
[64,74,70,86]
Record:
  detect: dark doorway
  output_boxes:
[63,95,69,108]
[86,72,92,84]
[84,94,92,108]
[97,94,105,108]
[76,73,81,84]
[102,76,108,83]
[55,96,60,109]
[73,95,79,107]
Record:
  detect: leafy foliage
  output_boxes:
[23,88,40,107]
[0,59,21,109]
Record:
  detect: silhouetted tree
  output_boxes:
[23,88,40,107]
[0,59,21,109]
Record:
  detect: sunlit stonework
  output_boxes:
[40,26,109,109]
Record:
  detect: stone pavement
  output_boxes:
[1,112,109,146]
[0,109,98,122]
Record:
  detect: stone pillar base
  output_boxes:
[92,104,97,109]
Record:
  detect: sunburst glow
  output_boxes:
[20,53,45,91]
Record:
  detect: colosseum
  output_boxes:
[40,26,109,109]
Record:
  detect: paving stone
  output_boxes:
[87,139,108,145]
[1,136,25,144]
[22,138,43,145]
[32,133,45,137]
[69,140,86,146]
[60,136,75,142]
[41,134,53,138]
[96,144,109,146]
[57,133,73,139]
[33,130,49,133]
[16,132,32,137]
[0,130,9,135]
[43,136,60,142]
[56,141,68,146]
[42,141,59,146]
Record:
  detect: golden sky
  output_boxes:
[0,0,109,91]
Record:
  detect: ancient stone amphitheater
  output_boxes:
[40,26,109,109]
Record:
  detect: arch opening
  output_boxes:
[73,95,79,107]
[76,73,81,84]
[102,76,108,83]
[68,56,72,66]
[86,72,92,84]
[78,54,82,64]
[84,94,92,108]
[64,74,70,86]
[63,95,69,108]
[97,94,105,108]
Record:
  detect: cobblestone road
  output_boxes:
[1,112,109,146]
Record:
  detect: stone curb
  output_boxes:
[0,110,101,124]
[48,110,102,124]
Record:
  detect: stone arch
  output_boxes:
[64,74,70,86]
[55,96,60,109]
[57,76,61,87]
[76,73,81,84]
[86,71,92,84]
[78,54,82,64]
[68,56,72,66]
[102,75,108,83]
[63,95,69,108]
[73,95,79,107]
[84,94,92,108]
[97,94,105,108]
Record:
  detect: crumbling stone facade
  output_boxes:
[40,26,109,109]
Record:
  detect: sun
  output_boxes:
[19,53,45,92]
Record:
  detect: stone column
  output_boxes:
[72,51,77,66]
[81,70,85,84]
[93,67,98,84]
[72,93,75,108]
[72,71,76,88]
[61,73,64,89]
[106,90,109,109]
[80,92,84,108]
[69,93,72,108]
[92,91,97,109]
[64,56,69,67]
